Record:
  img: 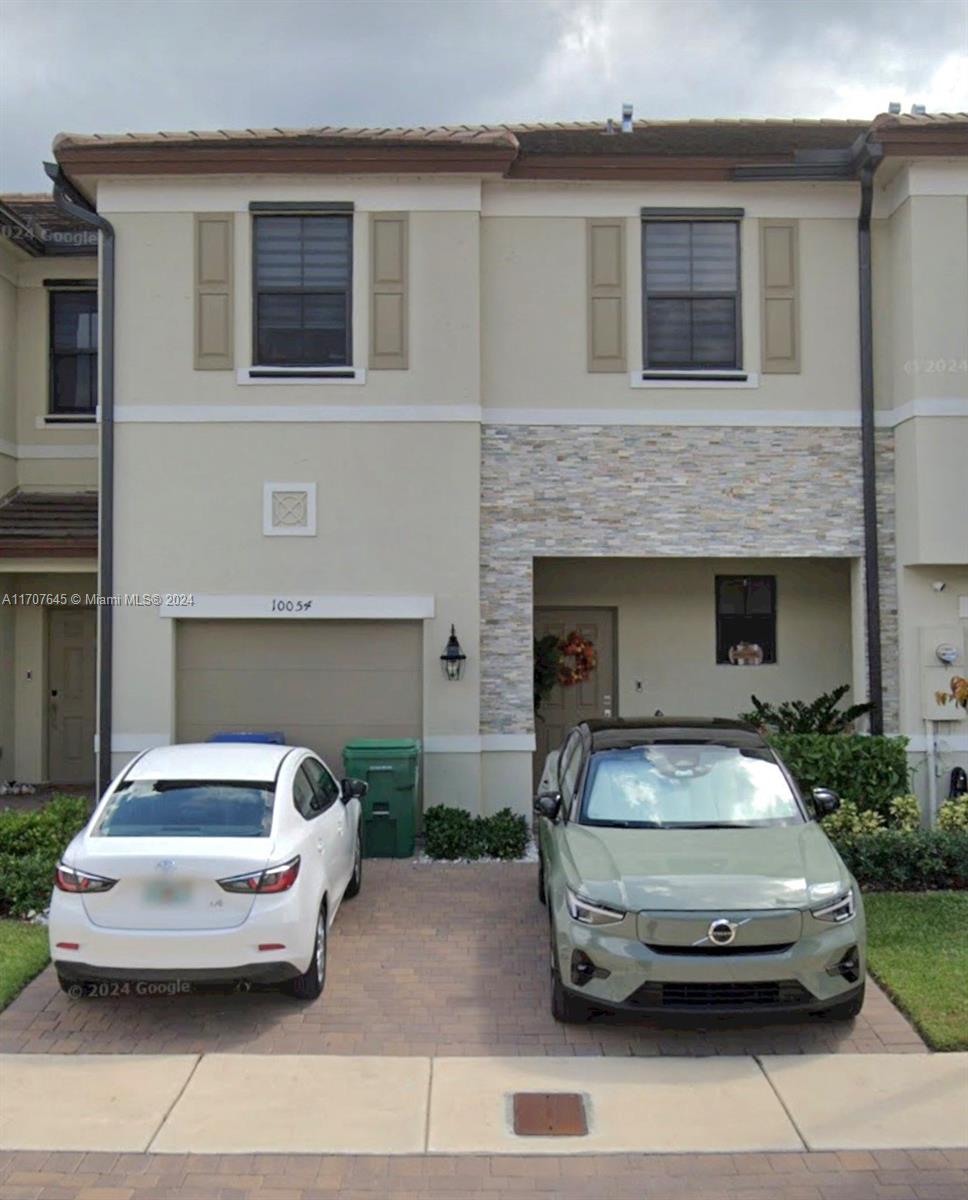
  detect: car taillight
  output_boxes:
[55,863,117,893]
[217,856,300,894]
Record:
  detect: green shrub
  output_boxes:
[423,804,529,861]
[832,829,968,891]
[770,733,909,818]
[0,796,90,917]
[479,808,529,860]
[821,800,884,841]
[740,684,873,734]
[938,796,968,832]
[888,794,922,832]
[423,805,483,860]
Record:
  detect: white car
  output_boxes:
[49,742,364,1000]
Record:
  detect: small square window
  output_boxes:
[716,575,776,665]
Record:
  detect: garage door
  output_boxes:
[176,620,422,772]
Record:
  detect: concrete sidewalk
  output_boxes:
[1,1052,965,1156]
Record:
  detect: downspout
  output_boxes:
[857,154,884,734]
[44,162,115,797]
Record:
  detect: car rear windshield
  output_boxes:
[92,780,275,837]
[581,744,802,828]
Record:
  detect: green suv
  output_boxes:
[536,718,865,1023]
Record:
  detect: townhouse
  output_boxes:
[1,112,966,817]
[0,194,98,784]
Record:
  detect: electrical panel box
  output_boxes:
[920,625,966,722]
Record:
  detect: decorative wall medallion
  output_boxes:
[263,482,317,537]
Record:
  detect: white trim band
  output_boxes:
[97,733,172,753]
[159,593,436,619]
[0,440,98,459]
[423,734,538,753]
[906,732,968,753]
[115,404,482,424]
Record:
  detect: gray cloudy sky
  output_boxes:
[1,0,966,191]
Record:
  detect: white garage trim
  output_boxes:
[425,734,536,753]
[160,594,435,619]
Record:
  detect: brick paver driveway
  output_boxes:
[2,1148,966,1200]
[0,861,924,1056]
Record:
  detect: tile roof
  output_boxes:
[49,113,968,182]
[0,194,98,257]
[0,491,98,556]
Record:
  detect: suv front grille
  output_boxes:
[629,979,813,1008]
[643,942,794,957]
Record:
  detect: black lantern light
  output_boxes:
[440,624,467,681]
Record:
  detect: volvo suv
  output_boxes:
[535,718,864,1022]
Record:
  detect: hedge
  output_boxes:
[832,830,968,892]
[0,796,90,917]
[423,805,529,861]
[770,733,909,818]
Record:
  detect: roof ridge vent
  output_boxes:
[621,103,634,133]
[888,101,901,115]
[910,103,926,115]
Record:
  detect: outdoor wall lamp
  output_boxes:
[440,625,467,681]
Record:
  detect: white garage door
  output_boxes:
[176,620,422,773]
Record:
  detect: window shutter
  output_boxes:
[369,212,408,370]
[760,219,800,374]
[586,218,626,373]
[194,213,234,370]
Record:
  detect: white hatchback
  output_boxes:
[48,743,364,1000]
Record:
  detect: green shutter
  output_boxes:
[369,213,408,370]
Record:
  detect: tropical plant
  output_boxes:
[770,733,910,819]
[740,684,874,735]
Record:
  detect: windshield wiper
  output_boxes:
[667,822,754,829]
[590,820,665,829]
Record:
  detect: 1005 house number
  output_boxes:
[271,598,314,613]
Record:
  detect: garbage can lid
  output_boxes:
[343,738,421,753]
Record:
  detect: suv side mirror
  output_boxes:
[341,778,368,803]
[534,792,562,821]
[812,787,841,816]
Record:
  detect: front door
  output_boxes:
[47,608,96,784]
[534,607,616,790]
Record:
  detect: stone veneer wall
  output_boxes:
[480,425,898,735]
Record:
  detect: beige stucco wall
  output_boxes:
[109,422,481,804]
[0,240,98,491]
[107,201,480,411]
[480,209,859,416]
[895,416,968,566]
[534,557,854,721]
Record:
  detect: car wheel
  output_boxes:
[537,856,546,905]
[818,982,865,1021]
[549,920,588,1023]
[344,827,363,899]
[288,903,327,1000]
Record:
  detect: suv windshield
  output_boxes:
[581,744,802,828]
[93,780,275,837]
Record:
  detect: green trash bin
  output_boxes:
[342,738,421,858]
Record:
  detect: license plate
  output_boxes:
[144,881,192,905]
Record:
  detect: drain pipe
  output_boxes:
[45,162,115,798]
[857,154,884,734]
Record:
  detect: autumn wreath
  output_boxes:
[557,630,598,687]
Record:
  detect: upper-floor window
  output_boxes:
[642,218,740,372]
[253,214,352,367]
[716,575,776,665]
[49,289,97,414]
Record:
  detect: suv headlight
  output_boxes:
[811,888,855,924]
[566,888,626,926]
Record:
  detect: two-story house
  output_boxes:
[4,112,966,818]
[0,195,99,786]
